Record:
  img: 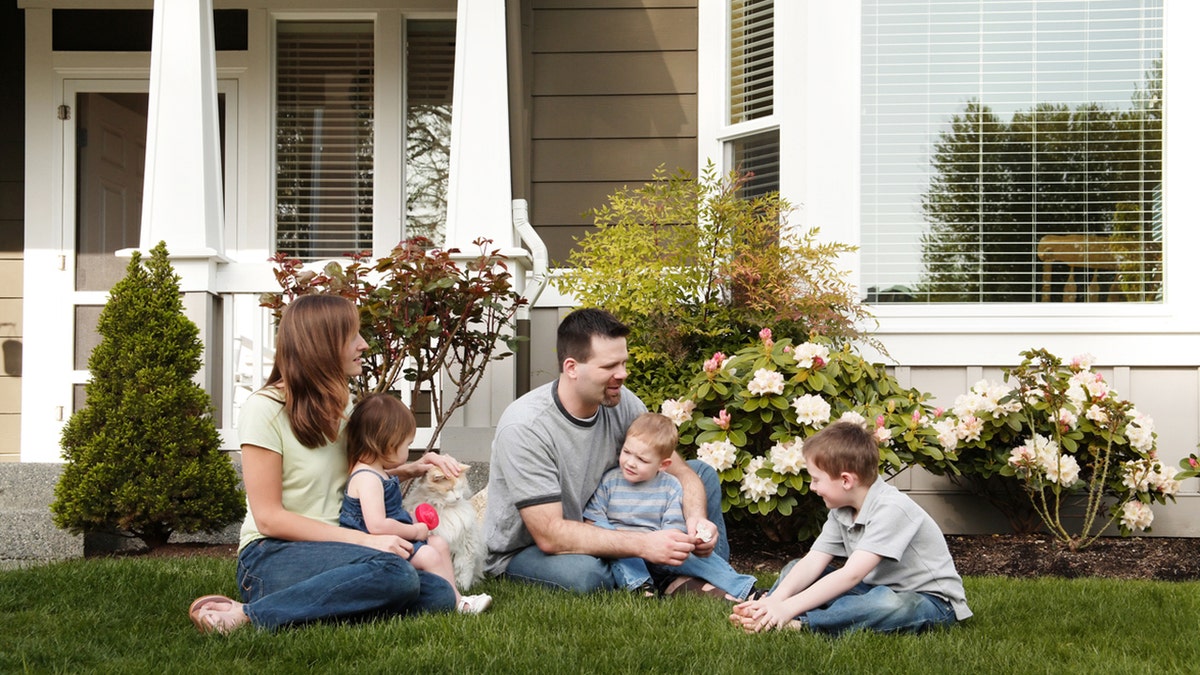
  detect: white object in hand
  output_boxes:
[696,525,713,543]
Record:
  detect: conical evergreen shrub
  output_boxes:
[51,242,245,549]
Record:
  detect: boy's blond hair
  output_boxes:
[626,413,678,461]
[802,420,879,486]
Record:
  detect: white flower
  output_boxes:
[931,419,958,451]
[1065,379,1088,407]
[956,414,983,442]
[746,368,785,396]
[1071,353,1097,370]
[769,439,806,475]
[1043,452,1080,487]
[838,411,868,428]
[791,342,830,369]
[696,439,738,472]
[1147,463,1181,496]
[740,456,778,502]
[1008,444,1039,476]
[873,425,893,445]
[1057,408,1078,431]
[1122,459,1153,492]
[1121,500,1154,531]
[660,398,695,426]
[1125,413,1155,453]
[1085,404,1109,426]
[1084,374,1110,400]
[791,394,831,427]
[952,391,989,418]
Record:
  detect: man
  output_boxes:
[483,308,729,592]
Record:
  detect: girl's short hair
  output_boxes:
[801,420,879,485]
[345,393,417,466]
[626,413,679,461]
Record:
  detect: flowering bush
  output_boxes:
[663,329,954,542]
[928,348,1180,550]
[1179,452,1200,480]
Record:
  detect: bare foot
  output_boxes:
[189,595,250,635]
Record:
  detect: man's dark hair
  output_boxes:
[556,308,630,371]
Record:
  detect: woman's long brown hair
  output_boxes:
[265,294,360,448]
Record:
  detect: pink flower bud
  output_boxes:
[875,415,886,428]
[813,356,825,368]
[713,409,732,430]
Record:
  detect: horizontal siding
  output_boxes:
[534,225,594,268]
[532,138,695,183]
[0,258,22,294]
[0,415,18,462]
[531,181,631,226]
[533,95,697,139]
[532,8,697,53]
[533,0,696,9]
[533,52,697,95]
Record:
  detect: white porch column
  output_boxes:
[441,0,518,459]
[138,0,227,398]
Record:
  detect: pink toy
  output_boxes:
[414,502,439,530]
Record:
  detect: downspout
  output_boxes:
[512,198,548,396]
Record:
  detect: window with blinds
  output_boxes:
[275,21,374,261]
[861,0,1163,304]
[404,20,455,244]
[730,0,774,123]
[732,129,780,198]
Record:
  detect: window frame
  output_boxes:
[697,0,1200,366]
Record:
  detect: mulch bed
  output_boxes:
[98,530,1200,582]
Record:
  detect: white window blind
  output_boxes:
[730,0,774,124]
[275,21,374,260]
[861,0,1163,304]
[732,129,780,198]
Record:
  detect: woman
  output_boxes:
[189,294,460,633]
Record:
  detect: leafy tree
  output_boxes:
[556,163,874,409]
[52,242,245,549]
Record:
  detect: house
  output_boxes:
[2,0,1196,536]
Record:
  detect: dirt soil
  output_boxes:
[106,529,1200,582]
[727,526,1200,581]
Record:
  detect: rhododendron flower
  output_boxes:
[1153,464,1181,496]
[769,439,805,475]
[838,411,868,428]
[660,398,695,426]
[740,456,778,502]
[1057,408,1078,432]
[1125,412,1155,453]
[873,425,893,445]
[1008,444,1039,476]
[1044,452,1080,486]
[1071,353,1096,370]
[955,414,983,442]
[1084,373,1110,400]
[696,440,738,472]
[792,342,830,369]
[712,408,732,430]
[758,327,773,348]
[1121,500,1154,531]
[931,418,958,451]
[1085,404,1109,426]
[703,352,727,374]
[746,368,785,396]
[791,394,831,427]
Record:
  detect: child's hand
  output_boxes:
[412,523,430,541]
[730,598,791,633]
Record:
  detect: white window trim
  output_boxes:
[700,0,1200,366]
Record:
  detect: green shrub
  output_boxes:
[663,329,953,543]
[556,162,875,410]
[52,242,245,549]
[928,348,1181,549]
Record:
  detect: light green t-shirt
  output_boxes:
[236,388,352,551]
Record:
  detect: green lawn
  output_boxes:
[2,557,1198,674]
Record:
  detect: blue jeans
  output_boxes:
[236,538,456,630]
[771,560,957,635]
[502,460,730,593]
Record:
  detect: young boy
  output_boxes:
[730,420,971,635]
[583,413,760,600]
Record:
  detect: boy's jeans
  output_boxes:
[604,529,758,599]
[502,460,729,592]
[237,538,456,630]
[770,560,957,635]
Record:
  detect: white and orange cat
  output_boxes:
[403,462,486,590]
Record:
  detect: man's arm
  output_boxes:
[661,451,718,555]
[520,502,695,565]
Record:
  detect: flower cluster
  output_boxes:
[662,332,949,542]
[929,348,1181,547]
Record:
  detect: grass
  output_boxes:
[2,557,1199,674]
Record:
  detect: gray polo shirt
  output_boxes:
[811,479,973,620]
[483,380,647,575]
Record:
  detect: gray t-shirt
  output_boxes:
[811,479,973,620]
[483,380,647,575]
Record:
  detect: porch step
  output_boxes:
[0,463,82,569]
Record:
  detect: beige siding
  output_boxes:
[1,0,22,462]
[527,1,698,265]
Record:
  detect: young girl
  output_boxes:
[188,295,461,634]
[341,393,492,614]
